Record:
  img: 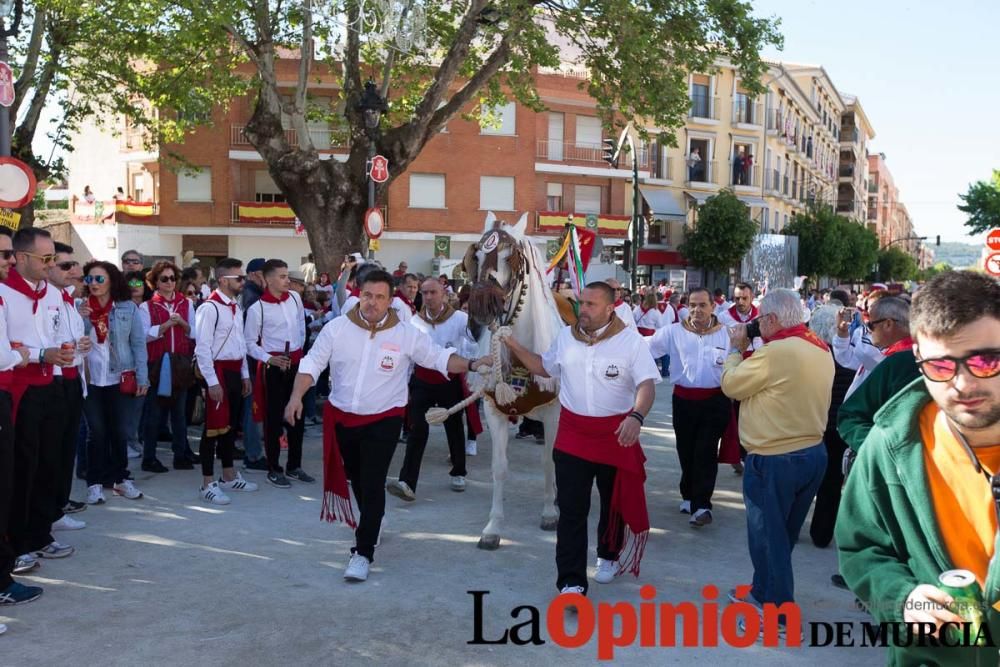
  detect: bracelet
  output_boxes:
[628,411,644,426]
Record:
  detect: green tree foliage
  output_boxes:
[678,190,758,274]
[917,261,953,282]
[783,205,879,280]
[958,170,1000,236]
[839,219,880,281]
[876,247,918,282]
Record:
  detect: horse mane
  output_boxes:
[518,237,563,355]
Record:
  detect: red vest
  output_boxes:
[146,296,194,362]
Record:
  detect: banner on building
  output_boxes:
[536,211,630,237]
[237,201,296,224]
[115,200,155,217]
[434,235,450,259]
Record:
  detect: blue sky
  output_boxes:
[751,0,998,245]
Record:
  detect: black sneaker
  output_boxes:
[266,471,291,489]
[0,581,43,606]
[232,446,246,460]
[242,458,269,473]
[514,431,532,440]
[62,500,87,514]
[184,451,201,464]
[141,460,169,473]
[286,468,315,483]
[172,458,194,471]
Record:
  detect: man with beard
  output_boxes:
[605,279,638,332]
[837,272,1000,666]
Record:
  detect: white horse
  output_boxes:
[464,212,564,550]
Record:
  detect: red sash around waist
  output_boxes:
[637,327,656,337]
[251,349,304,423]
[61,366,80,380]
[205,361,243,437]
[4,363,55,424]
[673,385,723,400]
[413,365,458,385]
[321,403,406,528]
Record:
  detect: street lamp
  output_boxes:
[356,80,387,258]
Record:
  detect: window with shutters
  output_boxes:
[409,173,446,209]
[177,168,212,202]
[480,176,515,211]
[574,185,602,214]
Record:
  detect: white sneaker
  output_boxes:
[0,622,6,635]
[386,479,415,501]
[679,500,691,514]
[594,557,617,584]
[560,585,585,595]
[199,482,231,506]
[466,439,477,456]
[52,515,86,531]
[126,447,142,459]
[218,473,258,492]
[689,508,713,527]
[344,553,370,582]
[113,480,144,500]
[86,484,106,505]
[450,476,466,492]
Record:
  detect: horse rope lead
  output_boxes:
[425,325,516,425]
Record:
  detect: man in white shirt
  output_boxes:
[503,282,659,598]
[392,273,419,321]
[648,287,732,527]
[1,228,78,566]
[387,278,476,501]
[194,258,257,506]
[46,242,92,527]
[284,269,491,583]
[833,289,889,398]
[605,278,638,331]
[0,227,39,608]
[243,259,312,489]
[716,282,761,473]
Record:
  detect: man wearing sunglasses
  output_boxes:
[121,250,143,273]
[833,288,890,399]
[836,271,1000,666]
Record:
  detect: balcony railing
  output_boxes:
[230,124,347,150]
[688,94,719,121]
[685,160,716,185]
[536,140,649,169]
[732,100,762,125]
[839,165,855,178]
[730,163,758,187]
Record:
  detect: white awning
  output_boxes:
[639,187,686,221]
[737,195,769,208]
[684,191,712,205]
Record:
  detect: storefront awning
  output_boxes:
[638,249,686,266]
[684,191,712,205]
[737,195,768,208]
[639,187,686,221]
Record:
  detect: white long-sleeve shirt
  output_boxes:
[341,294,413,323]
[0,277,66,367]
[138,297,195,342]
[299,315,453,415]
[409,308,477,374]
[0,298,25,372]
[647,322,729,389]
[614,302,638,331]
[243,291,306,362]
[833,327,885,398]
[632,305,663,332]
[194,291,249,386]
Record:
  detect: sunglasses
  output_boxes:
[20,251,57,263]
[84,275,106,285]
[123,258,142,265]
[0,250,14,260]
[865,318,897,330]
[57,261,78,271]
[221,275,245,282]
[127,280,144,289]
[916,350,1000,383]
[158,275,177,283]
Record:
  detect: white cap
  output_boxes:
[349,252,366,266]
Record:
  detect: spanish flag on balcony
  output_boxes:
[115,200,155,217]
[536,211,630,237]
[237,201,296,224]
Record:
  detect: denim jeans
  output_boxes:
[122,393,143,454]
[83,386,132,486]
[241,394,263,462]
[743,443,826,608]
[143,389,190,463]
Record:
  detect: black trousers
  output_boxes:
[0,391,15,587]
[15,382,63,554]
[398,377,466,490]
[810,426,848,548]
[519,416,544,438]
[200,370,242,477]
[672,393,731,512]
[262,360,305,473]
[54,377,84,513]
[337,416,402,561]
[554,448,622,594]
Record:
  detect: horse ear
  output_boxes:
[509,212,528,238]
[483,211,497,233]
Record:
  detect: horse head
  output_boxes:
[465,212,530,328]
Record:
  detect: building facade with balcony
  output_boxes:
[836,95,876,222]
[867,152,906,249]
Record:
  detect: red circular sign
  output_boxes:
[987,229,1000,251]
[986,252,1000,277]
[369,155,389,184]
[364,207,384,239]
[0,157,37,209]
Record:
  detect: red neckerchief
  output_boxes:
[394,290,416,315]
[614,299,625,308]
[5,267,48,313]
[764,324,829,351]
[727,304,759,323]
[209,291,236,314]
[640,305,652,316]
[88,295,113,343]
[61,289,74,306]
[714,296,725,305]
[260,289,290,304]
[884,336,914,357]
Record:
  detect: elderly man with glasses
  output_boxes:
[121,250,143,272]
[836,272,1000,667]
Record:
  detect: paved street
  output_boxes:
[2,385,879,665]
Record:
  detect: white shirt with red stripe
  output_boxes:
[299,314,454,415]
[0,278,66,366]
[632,305,664,333]
[647,323,729,389]
[541,323,661,417]
[243,291,306,363]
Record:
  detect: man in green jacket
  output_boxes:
[836,271,1000,666]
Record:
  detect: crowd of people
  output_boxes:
[1,226,997,665]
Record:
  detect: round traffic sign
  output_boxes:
[986,252,1000,277]
[0,157,37,209]
[987,229,1000,251]
[364,207,384,239]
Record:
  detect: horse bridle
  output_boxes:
[475,230,528,330]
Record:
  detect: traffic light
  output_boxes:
[602,138,619,168]
[622,239,632,271]
[936,235,940,246]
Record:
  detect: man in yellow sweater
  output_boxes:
[721,288,834,628]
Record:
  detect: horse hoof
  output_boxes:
[540,517,558,531]
[478,535,501,550]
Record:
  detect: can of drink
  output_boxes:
[939,569,985,645]
[61,342,75,351]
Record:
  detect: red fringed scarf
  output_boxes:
[260,290,290,304]
[727,303,758,323]
[553,407,650,577]
[883,336,914,357]
[4,268,47,313]
[321,403,405,527]
[764,324,829,352]
[394,290,416,315]
[88,295,113,343]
